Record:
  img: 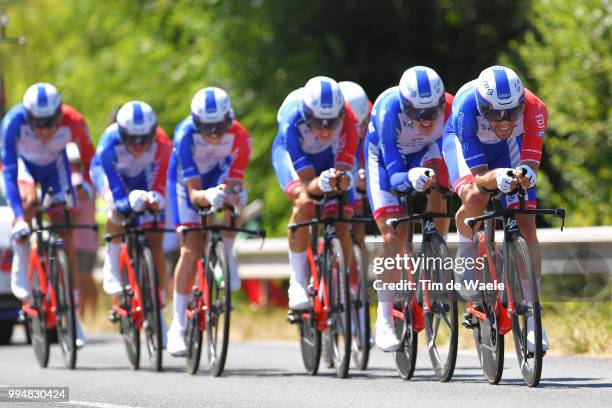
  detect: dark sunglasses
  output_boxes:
[478,100,525,122]
[404,104,444,122]
[307,114,344,130]
[28,114,61,129]
[196,120,230,138]
[119,127,155,147]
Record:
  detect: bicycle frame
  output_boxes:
[387,188,454,331]
[106,212,171,329]
[465,186,565,334]
[180,207,266,331]
[23,200,96,328]
[288,193,355,331]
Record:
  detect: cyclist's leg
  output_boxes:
[272,134,314,310]
[365,134,407,351]
[44,155,86,345]
[442,130,488,300]
[216,169,243,291]
[167,175,202,355]
[10,159,37,299]
[91,164,124,296]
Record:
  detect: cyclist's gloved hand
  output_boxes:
[496,168,515,193]
[11,220,31,241]
[128,190,148,213]
[318,169,335,193]
[408,167,434,192]
[146,190,165,211]
[203,186,226,208]
[518,165,537,188]
[339,171,353,191]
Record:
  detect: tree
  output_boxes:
[503,0,611,226]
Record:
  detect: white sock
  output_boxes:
[377,301,393,325]
[105,242,121,276]
[12,240,30,276]
[172,292,190,330]
[442,234,448,242]
[288,250,308,286]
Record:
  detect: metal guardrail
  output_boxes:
[235,227,612,279]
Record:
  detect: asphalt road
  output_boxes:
[0,328,611,408]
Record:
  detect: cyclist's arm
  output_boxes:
[150,129,172,197]
[69,112,95,183]
[1,114,25,220]
[225,122,252,192]
[100,143,130,211]
[378,109,410,191]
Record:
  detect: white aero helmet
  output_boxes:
[475,65,525,122]
[191,87,234,137]
[302,76,345,129]
[398,66,446,121]
[116,101,157,146]
[338,81,370,125]
[22,82,62,127]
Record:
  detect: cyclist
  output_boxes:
[442,65,548,352]
[90,101,172,345]
[272,76,359,311]
[338,81,372,246]
[365,66,453,351]
[1,83,95,348]
[166,87,251,356]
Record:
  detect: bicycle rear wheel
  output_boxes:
[140,246,163,372]
[53,248,77,369]
[423,235,458,382]
[205,239,231,377]
[327,237,351,378]
[394,299,418,380]
[507,237,543,387]
[119,253,140,370]
[29,256,50,368]
[351,241,370,371]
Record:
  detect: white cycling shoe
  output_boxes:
[288,281,310,311]
[375,319,401,352]
[102,257,123,296]
[166,322,187,357]
[527,316,550,353]
[75,317,86,349]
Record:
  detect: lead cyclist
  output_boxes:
[442,65,549,352]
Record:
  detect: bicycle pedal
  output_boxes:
[462,311,478,329]
[108,310,120,323]
[287,310,300,324]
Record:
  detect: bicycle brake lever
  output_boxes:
[557,208,566,231]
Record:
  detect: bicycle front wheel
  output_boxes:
[507,237,543,387]
[327,237,351,378]
[205,238,231,377]
[140,246,163,372]
[422,235,458,382]
[28,255,50,368]
[394,299,418,380]
[53,248,77,369]
[351,240,370,371]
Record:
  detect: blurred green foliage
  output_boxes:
[2,0,609,234]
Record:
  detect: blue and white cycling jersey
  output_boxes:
[364,86,453,221]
